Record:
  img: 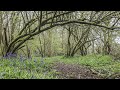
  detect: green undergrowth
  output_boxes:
[56,55,120,78]
[0,54,120,79]
[0,57,59,79]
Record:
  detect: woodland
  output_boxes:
[0,11,120,79]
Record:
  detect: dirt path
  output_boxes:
[53,62,103,79]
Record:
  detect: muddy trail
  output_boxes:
[53,62,103,79]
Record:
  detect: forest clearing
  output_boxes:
[0,11,120,79]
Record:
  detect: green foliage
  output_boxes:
[0,58,59,79]
[0,55,120,79]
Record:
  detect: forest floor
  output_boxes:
[50,55,120,79]
[53,62,102,79]
[0,54,120,79]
